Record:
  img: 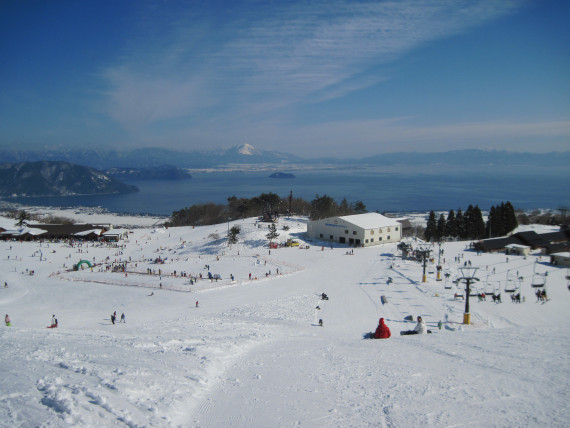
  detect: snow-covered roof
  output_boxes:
[337,212,401,229]
[505,244,530,249]
[0,227,47,236]
[74,229,104,237]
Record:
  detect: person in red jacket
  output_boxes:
[374,318,391,339]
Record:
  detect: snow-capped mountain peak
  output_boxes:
[237,143,256,155]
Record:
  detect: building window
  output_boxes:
[365,239,369,243]
[345,230,349,234]
[387,227,391,232]
[387,236,390,240]
[353,231,357,235]
[330,235,334,240]
[395,227,399,231]
[379,237,382,241]
[320,234,323,238]
[370,230,374,235]
[371,238,374,242]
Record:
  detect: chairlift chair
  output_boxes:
[531,272,546,288]
[494,282,501,295]
[484,279,497,295]
[504,270,518,293]
[530,261,546,288]
[443,270,453,289]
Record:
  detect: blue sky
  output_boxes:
[1,0,568,158]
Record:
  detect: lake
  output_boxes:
[4,166,569,216]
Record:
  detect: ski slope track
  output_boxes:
[0,214,568,427]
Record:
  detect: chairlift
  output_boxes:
[504,270,519,293]
[531,263,546,288]
[531,272,546,288]
[484,277,497,295]
[444,270,452,289]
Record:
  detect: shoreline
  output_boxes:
[0,201,168,228]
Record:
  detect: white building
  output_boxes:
[307,213,402,247]
[550,252,570,267]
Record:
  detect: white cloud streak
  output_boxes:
[101,0,527,146]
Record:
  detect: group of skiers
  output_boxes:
[5,312,130,328]
[111,311,126,324]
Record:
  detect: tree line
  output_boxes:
[167,193,367,227]
[424,202,517,242]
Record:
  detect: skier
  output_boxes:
[120,313,126,323]
[374,318,391,339]
[5,314,11,326]
[48,317,58,328]
[111,313,115,325]
[195,301,199,308]
[401,316,426,335]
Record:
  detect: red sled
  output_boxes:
[47,324,58,328]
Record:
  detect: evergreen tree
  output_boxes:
[498,202,508,236]
[227,225,240,246]
[464,205,475,239]
[504,201,518,234]
[15,210,29,228]
[266,223,280,244]
[436,214,446,241]
[424,211,437,242]
[338,198,351,215]
[353,200,367,214]
[310,194,338,220]
[445,209,457,238]
[471,205,486,239]
[456,208,466,239]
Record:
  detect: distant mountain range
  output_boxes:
[0,144,568,170]
[0,161,138,197]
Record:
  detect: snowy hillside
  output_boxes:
[0,212,569,427]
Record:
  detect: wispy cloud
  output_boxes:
[101,0,525,142]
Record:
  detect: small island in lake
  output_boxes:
[269,172,295,179]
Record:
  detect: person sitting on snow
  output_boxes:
[401,316,426,335]
[5,314,11,326]
[374,318,391,339]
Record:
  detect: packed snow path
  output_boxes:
[0,216,569,427]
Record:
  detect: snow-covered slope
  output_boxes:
[0,214,568,427]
